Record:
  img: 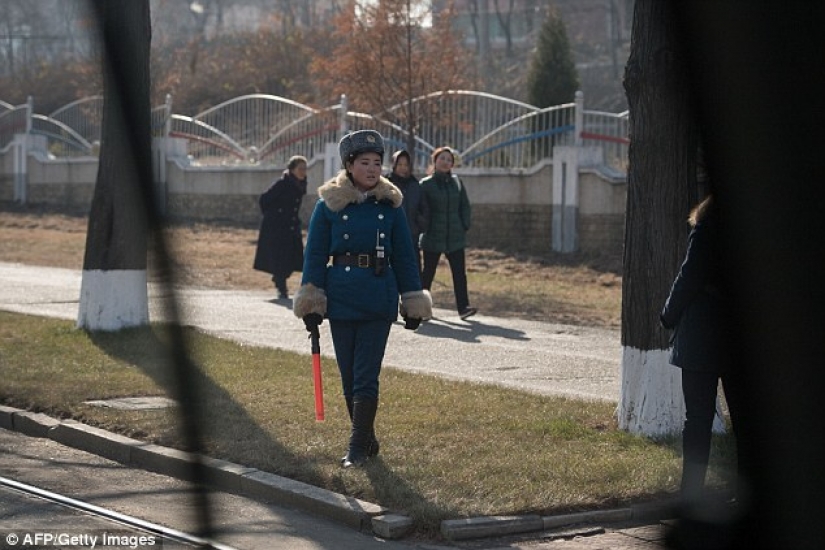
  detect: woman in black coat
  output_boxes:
[660,194,742,503]
[387,149,426,272]
[253,155,308,299]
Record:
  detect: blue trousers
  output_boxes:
[329,319,392,400]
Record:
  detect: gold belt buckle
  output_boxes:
[357,254,370,268]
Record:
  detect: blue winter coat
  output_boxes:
[300,172,422,322]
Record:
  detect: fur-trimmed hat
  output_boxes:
[339,130,385,166]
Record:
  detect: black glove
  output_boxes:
[303,313,323,333]
[404,317,421,331]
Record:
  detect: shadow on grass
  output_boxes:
[415,317,530,343]
[87,326,327,487]
[364,456,458,537]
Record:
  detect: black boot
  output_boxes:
[680,423,712,505]
[272,275,289,299]
[342,397,378,468]
[341,396,379,464]
[681,459,709,505]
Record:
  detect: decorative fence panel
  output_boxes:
[0,100,29,151]
[581,109,630,173]
[2,91,628,174]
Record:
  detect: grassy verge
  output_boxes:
[0,311,737,536]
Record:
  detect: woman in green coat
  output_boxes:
[419,146,476,320]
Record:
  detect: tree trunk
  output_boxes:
[78,0,151,331]
[617,0,700,435]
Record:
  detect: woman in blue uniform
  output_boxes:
[293,130,431,467]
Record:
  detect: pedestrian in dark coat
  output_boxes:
[661,194,743,504]
[419,146,476,319]
[293,130,432,468]
[387,149,426,272]
[253,155,308,299]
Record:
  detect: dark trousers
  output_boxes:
[421,249,469,313]
[329,319,392,400]
[681,368,744,500]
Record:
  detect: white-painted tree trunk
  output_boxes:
[77,269,149,331]
[618,347,725,437]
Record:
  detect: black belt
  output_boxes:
[332,253,374,268]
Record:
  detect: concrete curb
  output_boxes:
[441,515,544,540]
[0,406,401,537]
[441,504,677,541]
[0,405,675,542]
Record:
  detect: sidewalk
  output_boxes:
[1,262,678,548]
[0,262,622,403]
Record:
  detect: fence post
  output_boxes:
[574,90,584,146]
[552,146,579,253]
[12,96,33,203]
[164,93,173,139]
[339,94,348,141]
[25,96,33,134]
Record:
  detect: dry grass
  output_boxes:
[0,311,718,536]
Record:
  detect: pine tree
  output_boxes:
[526,8,578,108]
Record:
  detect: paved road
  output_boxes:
[0,262,622,403]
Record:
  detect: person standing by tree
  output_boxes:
[253,156,308,300]
[387,149,426,273]
[293,130,431,468]
[660,193,743,505]
[419,146,476,320]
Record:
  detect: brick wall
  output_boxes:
[166,193,261,227]
[467,204,552,253]
[3,151,626,256]
[579,213,624,257]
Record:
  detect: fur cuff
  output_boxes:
[399,290,432,320]
[293,283,327,318]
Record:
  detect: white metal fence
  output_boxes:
[2,91,628,174]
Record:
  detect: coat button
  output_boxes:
[343,234,349,239]
[380,232,385,239]
[345,266,351,272]
[378,214,384,219]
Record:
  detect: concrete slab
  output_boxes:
[83,396,177,410]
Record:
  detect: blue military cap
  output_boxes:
[339,130,385,166]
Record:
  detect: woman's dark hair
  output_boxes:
[430,146,454,165]
[428,146,455,174]
[287,155,308,171]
